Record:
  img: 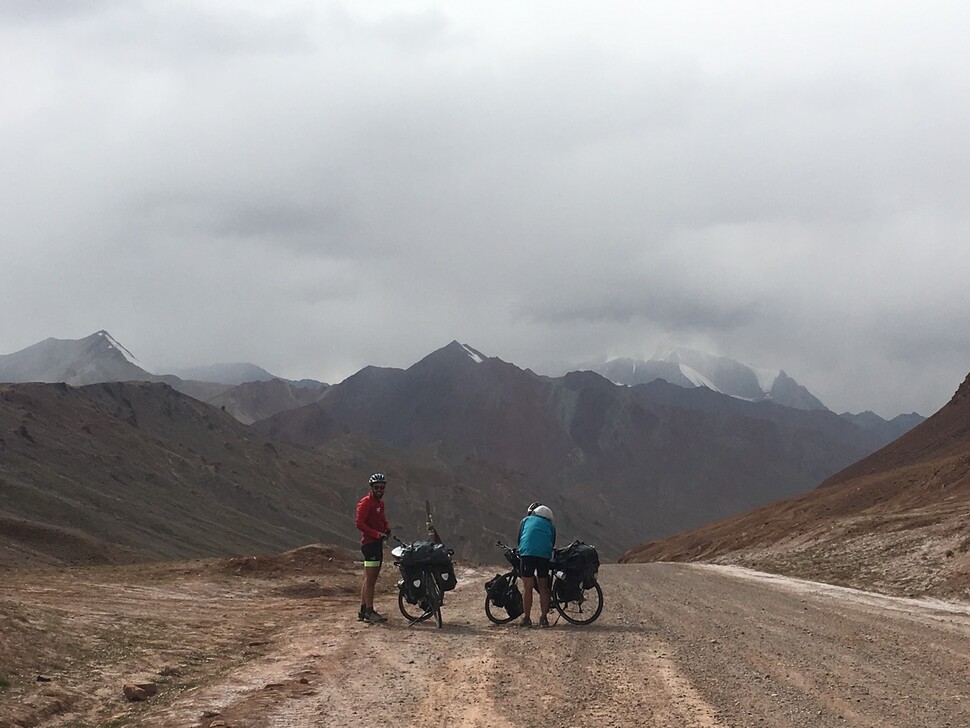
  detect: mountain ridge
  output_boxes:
[252,341,905,557]
[585,347,830,411]
[619,372,970,600]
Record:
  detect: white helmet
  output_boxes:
[532,505,554,522]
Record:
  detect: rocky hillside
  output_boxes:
[0,382,532,566]
[621,372,970,600]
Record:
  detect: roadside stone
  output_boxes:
[123,685,148,701]
[123,680,157,701]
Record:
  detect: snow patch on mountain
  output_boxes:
[461,343,485,364]
[98,330,152,373]
[582,347,830,412]
[677,364,720,392]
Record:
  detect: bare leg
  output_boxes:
[521,575,535,621]
[538,576,551,616]
[361,565,381,610]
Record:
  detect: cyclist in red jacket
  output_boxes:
[356,473,391,623]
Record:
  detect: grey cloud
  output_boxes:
[2,2,969,419]
[0,0,112,24]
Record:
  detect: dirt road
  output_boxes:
[3,556,969,727]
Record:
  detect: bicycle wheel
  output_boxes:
[484,573,519,624]
[398,587,430,622]
[554,580,603,625]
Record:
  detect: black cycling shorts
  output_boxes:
[361,541,383,567]
[520,555,550,579]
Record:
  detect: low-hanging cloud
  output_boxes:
[1,1,968,419]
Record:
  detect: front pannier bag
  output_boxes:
[399,565,427,605]
[485,573,523,619]
[400,540,457,593]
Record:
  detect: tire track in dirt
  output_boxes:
[8,561,969,727]
[149,562,970,727]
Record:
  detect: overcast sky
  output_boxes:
[2,2,969,418]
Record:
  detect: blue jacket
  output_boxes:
[518,514,556,559]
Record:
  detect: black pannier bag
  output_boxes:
[554,541,600,588]
[398,564,427,605]
[433,559,457,592]
[504,581,523,619]
[554,576,583,604]
[485,573,508,607]
[485,573,523,619]
[399,540,441,565]
[401,541,457,592]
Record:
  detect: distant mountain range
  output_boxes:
[587,347,829,410]
[252,340,919,557]
[584,347,923,443]
[0,331,330,425]
[621,372,970,601]
[0,332,931,563]
[168,362,278,385]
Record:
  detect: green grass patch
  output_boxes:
[0,675,10,689]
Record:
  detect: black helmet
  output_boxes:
[527,501,541,514]
[369,473,387,485]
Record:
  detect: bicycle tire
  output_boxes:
[397,575,434,624]
[554,580,603,625]
[398,587,433,623]
[484,572,519,624]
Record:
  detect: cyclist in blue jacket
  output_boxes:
[517,502,556,627]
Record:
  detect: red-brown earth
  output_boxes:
[623,373,970,601]
[2,546,969,727]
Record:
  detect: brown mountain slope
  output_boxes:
[0,382,538,567]
[254,342,896,559]
[620,372,970,600]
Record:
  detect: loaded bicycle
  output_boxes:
[484,540,604,625]
[391,536,457,628]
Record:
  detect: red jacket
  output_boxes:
[356,493,390,544]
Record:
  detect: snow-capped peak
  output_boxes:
[97,330,154,373]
